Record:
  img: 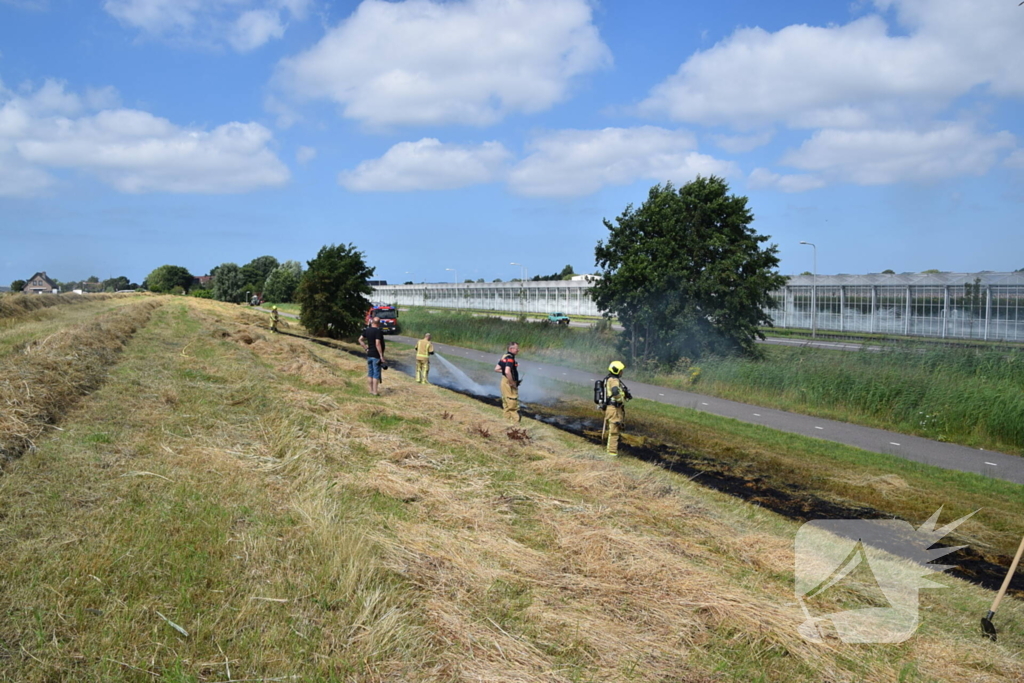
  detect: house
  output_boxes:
[193,275,213,288]
[22,272,59,294]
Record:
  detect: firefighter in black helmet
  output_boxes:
[604,360,631,455]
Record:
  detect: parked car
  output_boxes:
[547,312,570,325]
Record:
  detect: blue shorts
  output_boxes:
[367,357,382,380]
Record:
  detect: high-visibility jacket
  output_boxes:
[416,339,434,359]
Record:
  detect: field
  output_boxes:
[1,296,1022,682]
[396,308,1024,455]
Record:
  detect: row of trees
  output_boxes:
[141,246,376,340]
[143,256,305,303]
[8,276,138,292]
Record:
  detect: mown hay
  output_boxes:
[0,292,126,320]
[0,301,160,462]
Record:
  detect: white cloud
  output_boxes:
[748,168,826,193]
[229,9,285,52]
[339,138,510,191]
[1006,150,1024,169]
[104,0,308,51]
[0,78,289,196]
[296,145,316,164]
[639,0,1024,129]
[276,0,611,127]
[711,130,774,153]
[508,126,736,197]
[781,124,1015,186]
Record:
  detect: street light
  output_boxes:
[799,241,817,338]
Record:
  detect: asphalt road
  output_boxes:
[390,334,1024,485]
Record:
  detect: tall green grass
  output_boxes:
[695,345,1024,452]
[398,307,618,368]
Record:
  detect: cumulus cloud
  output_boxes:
[339,138,511,191]
[296,145,317,164]
[508,126,736,197]
[748,168,826,193]
[639,0,1024,129]
[781,124,1015,186]
[0,78,289,196]
[276,0,611,127]
[229,9,286,52]
[1006,149,1024,169]
[104,0,309,51]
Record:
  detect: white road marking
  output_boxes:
[815,426,824,430]
[701,402,709,406]
[753,413,761,417]
[659,393,665,396]
[985,462,998,466]
[890,442,901,446]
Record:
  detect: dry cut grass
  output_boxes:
[0,300,161,462]
[1,297,1022,682]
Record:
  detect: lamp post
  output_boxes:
[446,268,458,310]
[510,262,527,316]
[799,241,817,338]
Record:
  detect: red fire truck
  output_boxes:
[366,303,399,334]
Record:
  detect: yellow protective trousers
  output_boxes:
[416,359,430,384]
[500,376,520,424]
[605,403,624,454]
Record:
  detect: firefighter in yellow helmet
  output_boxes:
[415,333,434,384]
[603,360,632,455]
[495,342,521,423]
[270,305,279,333]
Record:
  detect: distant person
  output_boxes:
[358,316,387,396]
[415,333,435,384]
[494,341,521,423]
[270,305,279,333]
[603,360,632,455]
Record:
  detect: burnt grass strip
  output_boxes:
[290,330,1022,598]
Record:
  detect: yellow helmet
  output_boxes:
[272,305,277,310]
[608,360,625,375]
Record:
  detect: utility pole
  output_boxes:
[799,241,817,338]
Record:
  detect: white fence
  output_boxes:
[373,271,1024,342]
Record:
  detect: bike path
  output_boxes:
[391,334,1024,485]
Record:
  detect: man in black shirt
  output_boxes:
[358,316,387,395]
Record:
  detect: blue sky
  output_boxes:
[1,0,1022,286]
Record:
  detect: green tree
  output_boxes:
[212,263,247,302]
[295,244,374,338]
[10,279,26,291]
[86,275,99,283]
[592,177,786,364]
[102,276,131,292]
[263,260,303,303]
[145,265,193,293]
[882,269,896,274]
[240,255,279,293]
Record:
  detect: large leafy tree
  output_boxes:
[295,244,374,338]
[211,263,246,302]
[240,255,279,293]
[592,177,786,365]
[145,265,194,293]
[10,279,26,291]
[263,260,303,303]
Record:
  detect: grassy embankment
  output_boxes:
[397,308,1024,455]
[2,297,1022,681]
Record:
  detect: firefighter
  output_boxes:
[495,342,521,424]
[415,333,434,384]
[604,360,632,455]
[270,305,279,333]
